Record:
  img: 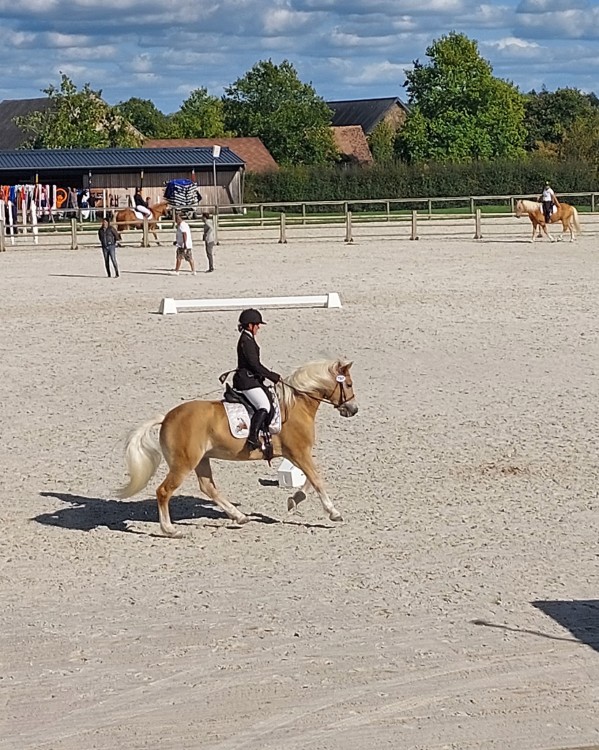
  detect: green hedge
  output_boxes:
[245,157,598,209]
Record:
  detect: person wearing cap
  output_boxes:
[233,309,281,450]
[540,181,559,224]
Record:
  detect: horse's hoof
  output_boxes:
[329,512,344,522]
[235,514,250,525]
[162,526,184,539]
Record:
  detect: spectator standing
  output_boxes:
[173,213,196,275]
[98,217,121,278]
[202,212,216,272]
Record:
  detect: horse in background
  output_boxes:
[116,360,358,538]
[515,199,581,242]
[115,200,171,245]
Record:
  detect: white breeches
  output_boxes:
[242,387,271,412]
[136,205,152,217]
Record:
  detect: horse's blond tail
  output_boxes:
[115,415,165,498]
[572,207,581,234]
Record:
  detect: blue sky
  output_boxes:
[1,0,599,113]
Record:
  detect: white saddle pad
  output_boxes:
[223,397,282,439]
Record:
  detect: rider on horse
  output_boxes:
[233,309,281,451]
[133,188,152,219]
[540,181,559,224]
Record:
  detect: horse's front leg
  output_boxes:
[283,448,343,522]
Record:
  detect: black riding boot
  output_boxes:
[247,409,269,451]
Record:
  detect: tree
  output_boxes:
[16,74,142,149]
[368,120,396,163]
[222,59,337,165]
[395,32,526,162]
[523,87,596,155]
[561,110,599,163]
[114,97,169,138]
[167,88,230,138]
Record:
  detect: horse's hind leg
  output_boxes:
[195,457,249,524]
[156,467,189,538]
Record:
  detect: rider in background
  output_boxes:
[233,309,281,451]
[133,187,152,219]
[540,182,559,224]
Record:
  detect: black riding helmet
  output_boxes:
[239,308,266,327]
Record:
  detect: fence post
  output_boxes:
[0,216,5,252]
[345,211,353,243]
[259,204,264,227]
[510,196,515,213]
[411,211,419,240]
[279,212,287,244]
[470,197,475,216]
[386,201,390,221]
[592,193,596,213]
[427,199,432,218]
[142,217,149,248]
[302,203,306,225]
[474,208,482,240]
[70,217,78,250]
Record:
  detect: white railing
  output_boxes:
[1,192,598,250]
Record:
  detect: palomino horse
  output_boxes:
[515,199,581,242]
[115,200,171,245]
[117,360,358,537]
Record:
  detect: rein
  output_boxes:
[280,376,352,409]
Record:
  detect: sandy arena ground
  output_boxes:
[1,223,599,750]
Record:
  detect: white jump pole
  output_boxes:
[159,292,342,315]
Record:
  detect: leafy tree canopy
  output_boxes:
[222,59,337,165]
[523,87,596,154]
[167,87,230,138]
[16,74,142,149]
[396,32,526,162]
[114,97,169,138]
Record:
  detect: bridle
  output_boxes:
[280,374,354,410]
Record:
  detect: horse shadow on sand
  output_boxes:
[35,491,332,535]
[473,600,599,654]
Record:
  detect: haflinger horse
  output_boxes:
[114,201,171,245]
[515,199,581,242]
[116,359,358,537]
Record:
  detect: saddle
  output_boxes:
[222,384,281,460]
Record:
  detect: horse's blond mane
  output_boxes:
[518,199,541,213]
[277,359,341,411]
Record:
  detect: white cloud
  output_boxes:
[1,0,599,111]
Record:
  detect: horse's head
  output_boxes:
[330,360,358,417]
[152,201,171,219]
[515,199,525,218]
[284,359,358,417]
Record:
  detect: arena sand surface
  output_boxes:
[1,226,599,750]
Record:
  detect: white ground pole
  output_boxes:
[158,292,342,315]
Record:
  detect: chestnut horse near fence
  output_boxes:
[515,199,581,242]
[114,200,171,245]
[116,360,358,537]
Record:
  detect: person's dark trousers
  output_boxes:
[102,245,119,277]
[543,201,553,223]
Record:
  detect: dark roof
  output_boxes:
[0,147,245,172]
[326,97,408,134]
[144,137,278,173]
[0,97,55,149]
